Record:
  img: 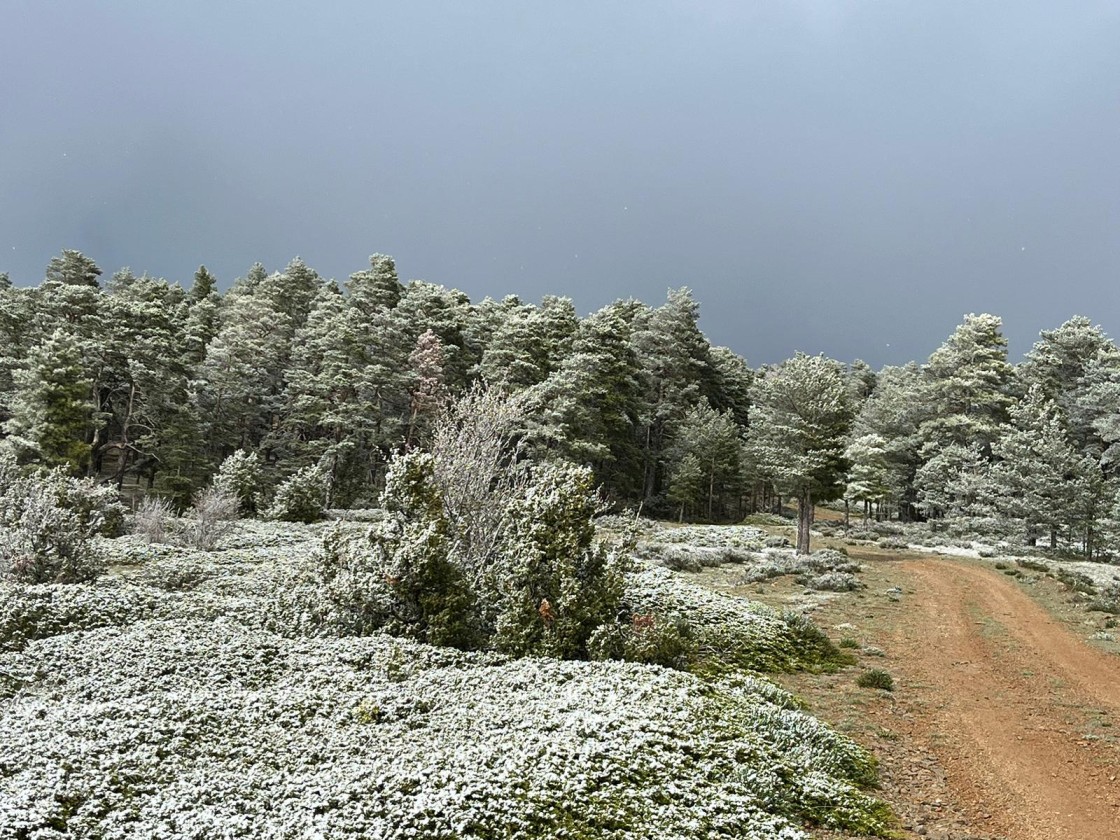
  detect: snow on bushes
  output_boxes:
[0,617,891,839]
[0,514,892,838]
[0,467,125,584]
[618,565,844,673]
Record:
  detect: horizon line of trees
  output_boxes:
[4,249,1120,558]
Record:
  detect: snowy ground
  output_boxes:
[0,520,891,839]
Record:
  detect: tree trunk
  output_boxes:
[796,487,813,554]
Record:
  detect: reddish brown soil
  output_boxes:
[884,558,1120,839]
[703,546,1120,839]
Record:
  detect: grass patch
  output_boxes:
[856,669,894,691]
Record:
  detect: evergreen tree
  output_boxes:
[256,257,323,331]
[4,330,93,472]
[665,402,742,521]
[187,265,218,303]
[850,364,928,520]
[347,253,403,314]
[526,304,643,499]
[986,387,1081,546]
[844,433,892,522]
[748,354,852,553]
[629,288,713,507]
[920,313,1015,452]
[44,249,101,287]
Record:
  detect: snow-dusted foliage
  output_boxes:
[180,485,239,550]
[212,448,263,516]
[132,495,175,544]
[0,520,892,838]
[619,565,842,673]
[302,450,629,658]
[0,467,124,584]
[266,460,329,523]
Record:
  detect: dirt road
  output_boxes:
[887,558,1120,839]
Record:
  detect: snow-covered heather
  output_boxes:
[622,566,840,672]
[0,521,891,839]
[652,524,768,549]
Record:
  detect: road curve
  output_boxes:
[889,558,1120,839]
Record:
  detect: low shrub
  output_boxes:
[1016,557,1050,573]
[846,527,879,542]
[804,572,863,592]
[265,461,329,523]
[180,486,239,550]
[588,612,692,669]
[132,496,175,544]
[1056,568,1097,595]
[0,471,106,584]
[856,669,894,691]
[1087,583,1120,614]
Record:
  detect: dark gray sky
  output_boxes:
[2,1,1118,367]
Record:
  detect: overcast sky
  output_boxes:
[2,1,1118,367]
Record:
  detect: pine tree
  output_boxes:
[851,363,928,520]
[4,330,93,472]
[748,354,852,553]
[986,387,1082,545]
[920,313,1015,451]
[187,265,218,303]
[44,249,102,287]
[525,304,643,498]
[629,288,714,507]
[665,402,742,521]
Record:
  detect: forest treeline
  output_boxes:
[3,249,1120,558]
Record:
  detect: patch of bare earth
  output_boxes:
[697,545,1120,840]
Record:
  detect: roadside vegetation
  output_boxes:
[6,249,1120,837]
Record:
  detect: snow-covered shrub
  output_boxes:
[212,448,262,516]
[878,536,909,550]
[588,610,692,668]
[642,542,755,571]
[846,526,880,542]
[0,579,161,651]
[741,548,861,584]
[306,454,627,659]
[180,485,239,550]
[655,524,766,549]
[0,622,892,839]
[288,454,481,648]
[265,461,329,523]
[0,473,103,584]
[132,495,175,544]
[805,572,863,592]
[365,452,481,649]
[623,566,843,673]
[1088,582,1120,614]
[490,461,627,659]
[57,475,127,538]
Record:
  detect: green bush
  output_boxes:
[266,461,329,523]
[491,461,628,659]
[588,612,692,669]
[212,449,262,516]
[0,469,114,584]
[856,669,894,691]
